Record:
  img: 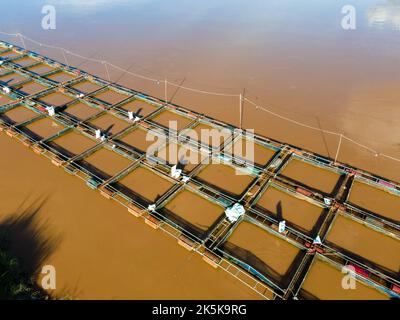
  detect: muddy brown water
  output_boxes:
[70,80,102,94]
[92,89,129,105]
[195,163,255,197]
[0,72,27,86]
[63,102,102,121]
[0,134,260,299]
[2,0,400,299]
[226,221,300,278]
[256,186,324,233]
[349,181,400,222]
[0,50,20,59]
[17,81,47,95]
[118,166,175,203]
[280,158,341,194]
[24,118,64,140]
[83,148,132,178]
[118,127,162,153]
[88,114,131,136]
[227,138,277,166]
[185,123,231,148]
[46,71,76,83]
[0,93,14,106]
[163,189,225,233]
[50,131,97,157]
[301,259,389,300]
[0,105,37,124]
[26,64,55,75]
[118,99,159,117]
[0,67,8,76]
[2,1,400,180]
[326,214,400,273]
[156,142,207,172]
[14,56,37,67]
[150,110,193,131]
[38,92,74,107]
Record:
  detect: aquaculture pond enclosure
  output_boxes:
[0,40,399,300]
[161,188,226,239]
[299,257,390,300]
[0,104,38,124]
[254,184,327,234]
[48,131,98,158]
[280,157,343,195]
[222,220,304,288]
[0,93,15,106]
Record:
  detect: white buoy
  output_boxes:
[278,220,286,233]
[95,129,101,139]
[2,86,10,94]
[313,235,322,245]
[46,106,55,117]
[225,203,245,223]
[170,165,182,179]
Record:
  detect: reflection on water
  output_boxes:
[367,0,400,30]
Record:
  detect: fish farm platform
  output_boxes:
[0,40,399,300]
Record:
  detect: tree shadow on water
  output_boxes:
[0,196,63,300]
[276,201,283,221]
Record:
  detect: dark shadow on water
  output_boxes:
[316,116,331,159]
[134,107,143,118]
[0,196,63,299]
[104,124,115,135]
[0,79,14,86]
[177,155,188,171]
[276,201,283,221]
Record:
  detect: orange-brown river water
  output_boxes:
[1,0,400,299]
